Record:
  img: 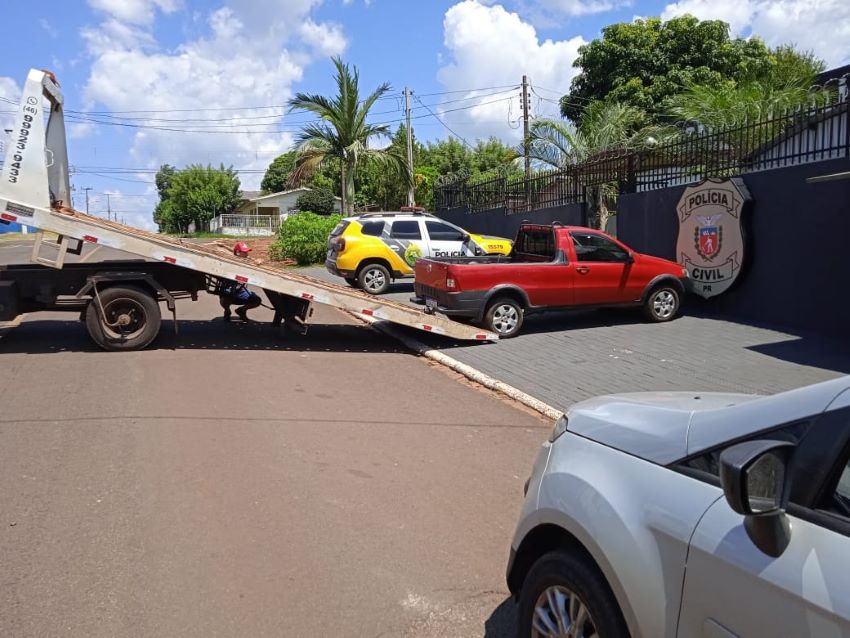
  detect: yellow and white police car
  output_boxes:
[325,209,512,294]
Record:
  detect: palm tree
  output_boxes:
[288,57,410,214]
[527,101,669,230]
[666,79,826,143]
[667,46,826,134]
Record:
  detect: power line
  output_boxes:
[64,85,518,115]
[413,94,472,148]
[64,95,517,135]
[63,88,522,133]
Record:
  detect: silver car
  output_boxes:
[507,376,850,637]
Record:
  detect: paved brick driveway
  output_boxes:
[306,267,850,413]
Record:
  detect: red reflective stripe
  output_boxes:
[476,334,487,340]
[362,309,374,316]
[163,256,177,264]
[0,213,16,222]
[235,275,249,283]
[301,293,314,300]
[423,325,433,331]
[83,235,98,243]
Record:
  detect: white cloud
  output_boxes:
[79,0,349,230]
[662,0,850,67]
[478,0,627,23]
[660,0,753,38]
[437,1,584,141]
[40,18,59,38]
[88,0,181,26]
[534,0,625,17]
[300,19,348,57]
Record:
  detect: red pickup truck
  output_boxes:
[413,223,689,337]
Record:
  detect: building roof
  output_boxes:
[238,190,263,201]
[250,187,342,202]
[816,64,850,87]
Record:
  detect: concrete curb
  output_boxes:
[353,314,563,421]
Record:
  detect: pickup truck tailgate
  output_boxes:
[414,259,451,297]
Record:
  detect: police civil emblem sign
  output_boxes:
[676,178,750,299]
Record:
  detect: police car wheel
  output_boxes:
[358,264,391,295]
[344,277,359,288]
[643,285,680,322]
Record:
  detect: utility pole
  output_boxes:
[521,75,531,211]
[521,75,531,180]
[106,193,112,221]
[83,187,92,215]
[404,86,414,207]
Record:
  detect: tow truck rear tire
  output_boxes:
[85,285,161,351]
[483,297,524,338]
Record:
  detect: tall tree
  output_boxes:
[667,79,824,132]
[152,164,241,233]
[155,164,176,201]
[560,16,774,123]
[288,56,410,214]
[527,101,667,230]
[260,151,298,193]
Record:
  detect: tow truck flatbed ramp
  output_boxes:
[0,69,497,342]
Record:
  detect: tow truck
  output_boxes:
[0,69,498,350]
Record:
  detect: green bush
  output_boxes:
[274,212,342,265]
[295,188,337,216]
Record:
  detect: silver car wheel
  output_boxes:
[363,268,386,292]
[532,585,598,638]
[652,290,676,319]
[492,304,518,333]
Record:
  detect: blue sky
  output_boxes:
[1,0,847,229]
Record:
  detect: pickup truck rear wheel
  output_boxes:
[484,297,524,338]
[643,285,680,322]
[85,285,161,351]
[358,264,390,295]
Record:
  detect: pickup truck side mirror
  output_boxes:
[461,233,471,243]
[719,440,795,557]
[625,252,635,264]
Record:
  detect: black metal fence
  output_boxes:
[435,90,850,213]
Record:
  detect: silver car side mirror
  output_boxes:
[719,440,795,557]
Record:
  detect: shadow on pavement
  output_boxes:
[484,597,517,637]
[684,308,850,374]
[0,318,409,354]
[408,307,652,351]
[746,337,850,374]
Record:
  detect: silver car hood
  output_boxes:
[566,377,850,464]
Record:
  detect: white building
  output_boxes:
[209,187,343,236]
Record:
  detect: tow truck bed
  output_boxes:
[0,69,499,349]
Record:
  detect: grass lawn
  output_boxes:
[0,231,58,242]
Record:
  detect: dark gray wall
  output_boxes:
[436,203,586,238]
[618,157,850,337]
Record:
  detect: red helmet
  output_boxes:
[233,241,252,257]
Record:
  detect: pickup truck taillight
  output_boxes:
[446,276,456,289]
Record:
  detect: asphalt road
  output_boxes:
[0,239,146,266]
[0,241,549,637]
